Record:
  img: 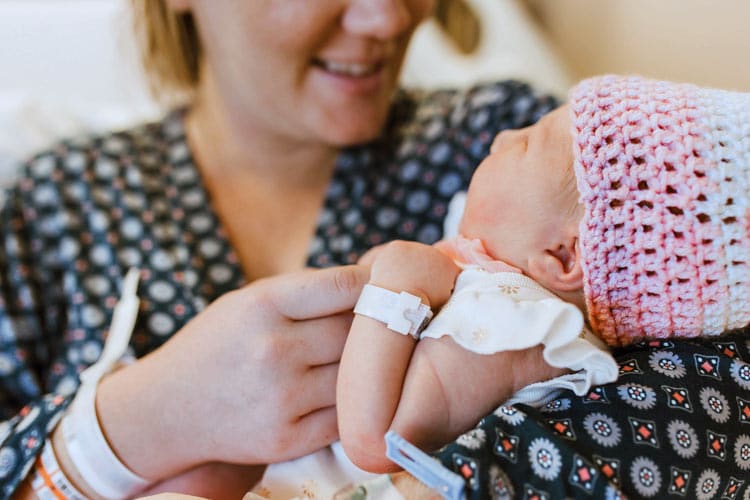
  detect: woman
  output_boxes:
[4,0,558,498]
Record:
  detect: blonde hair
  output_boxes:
[435,0,480,54]
[130,0,201,106]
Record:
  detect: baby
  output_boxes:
[337,74,750,473]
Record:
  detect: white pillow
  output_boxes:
[402,0,573,98]
[0,0,161,185]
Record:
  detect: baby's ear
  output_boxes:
[527,236,583,292]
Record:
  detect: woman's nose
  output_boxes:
[342,0,415,40]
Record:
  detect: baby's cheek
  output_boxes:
[460,188,499,230]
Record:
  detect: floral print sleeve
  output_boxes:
[0,176,72,496]
[0,119,248,496]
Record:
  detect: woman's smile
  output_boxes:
[311,56,388,95]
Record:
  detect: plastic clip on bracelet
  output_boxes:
[61,268,153,499]
[354,284,433,339]
[385,431,465,500]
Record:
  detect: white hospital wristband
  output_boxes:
[354,284,433,339]
[60,269,152,499]
[30,438,87,500]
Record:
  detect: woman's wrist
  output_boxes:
[95,360,197,482]
[50,423,107,500]
[43,366,172,500]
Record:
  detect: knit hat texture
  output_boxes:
[570,75,750,346]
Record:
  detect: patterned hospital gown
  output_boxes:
[0,81,747,499]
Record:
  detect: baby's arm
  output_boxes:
[337,241,460,472]
[391,335,564,453]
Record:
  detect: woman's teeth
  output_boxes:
[317,60,379,77]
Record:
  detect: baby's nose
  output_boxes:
[489,133,504,153]
[490,129,519,153]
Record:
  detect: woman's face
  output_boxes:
[183,0,434,146]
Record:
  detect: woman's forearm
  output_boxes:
[95,358,197,482]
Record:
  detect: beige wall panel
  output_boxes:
[525,0,750,91]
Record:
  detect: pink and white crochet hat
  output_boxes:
[570,75,750,346]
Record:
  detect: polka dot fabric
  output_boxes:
[571,75,750,347]
[0,81,558,496]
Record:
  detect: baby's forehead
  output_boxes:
[537,107,574,158]
[537,107,577,199]
[538,104,571,135]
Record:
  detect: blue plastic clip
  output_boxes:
[384,431,465,500]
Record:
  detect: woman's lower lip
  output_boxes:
[312,64,387,95]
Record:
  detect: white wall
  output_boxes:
[0,0,160,127]
[0,0,162,180]
[526,0,750,92]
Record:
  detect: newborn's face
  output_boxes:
[460,105,579,271]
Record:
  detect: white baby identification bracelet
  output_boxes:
[354,284,433,339]
[61,268,153,499]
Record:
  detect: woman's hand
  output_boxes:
[136,462,265,499]
[95,265,370,481]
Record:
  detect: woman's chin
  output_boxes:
[330,130,382,147]
[321,117,389,147]
[310,87,396,146]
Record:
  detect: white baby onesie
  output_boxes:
[420,266,618,406]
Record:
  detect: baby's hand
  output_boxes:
[338,240,460,472]
[356,244,383,267]
[368,240,458,308]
